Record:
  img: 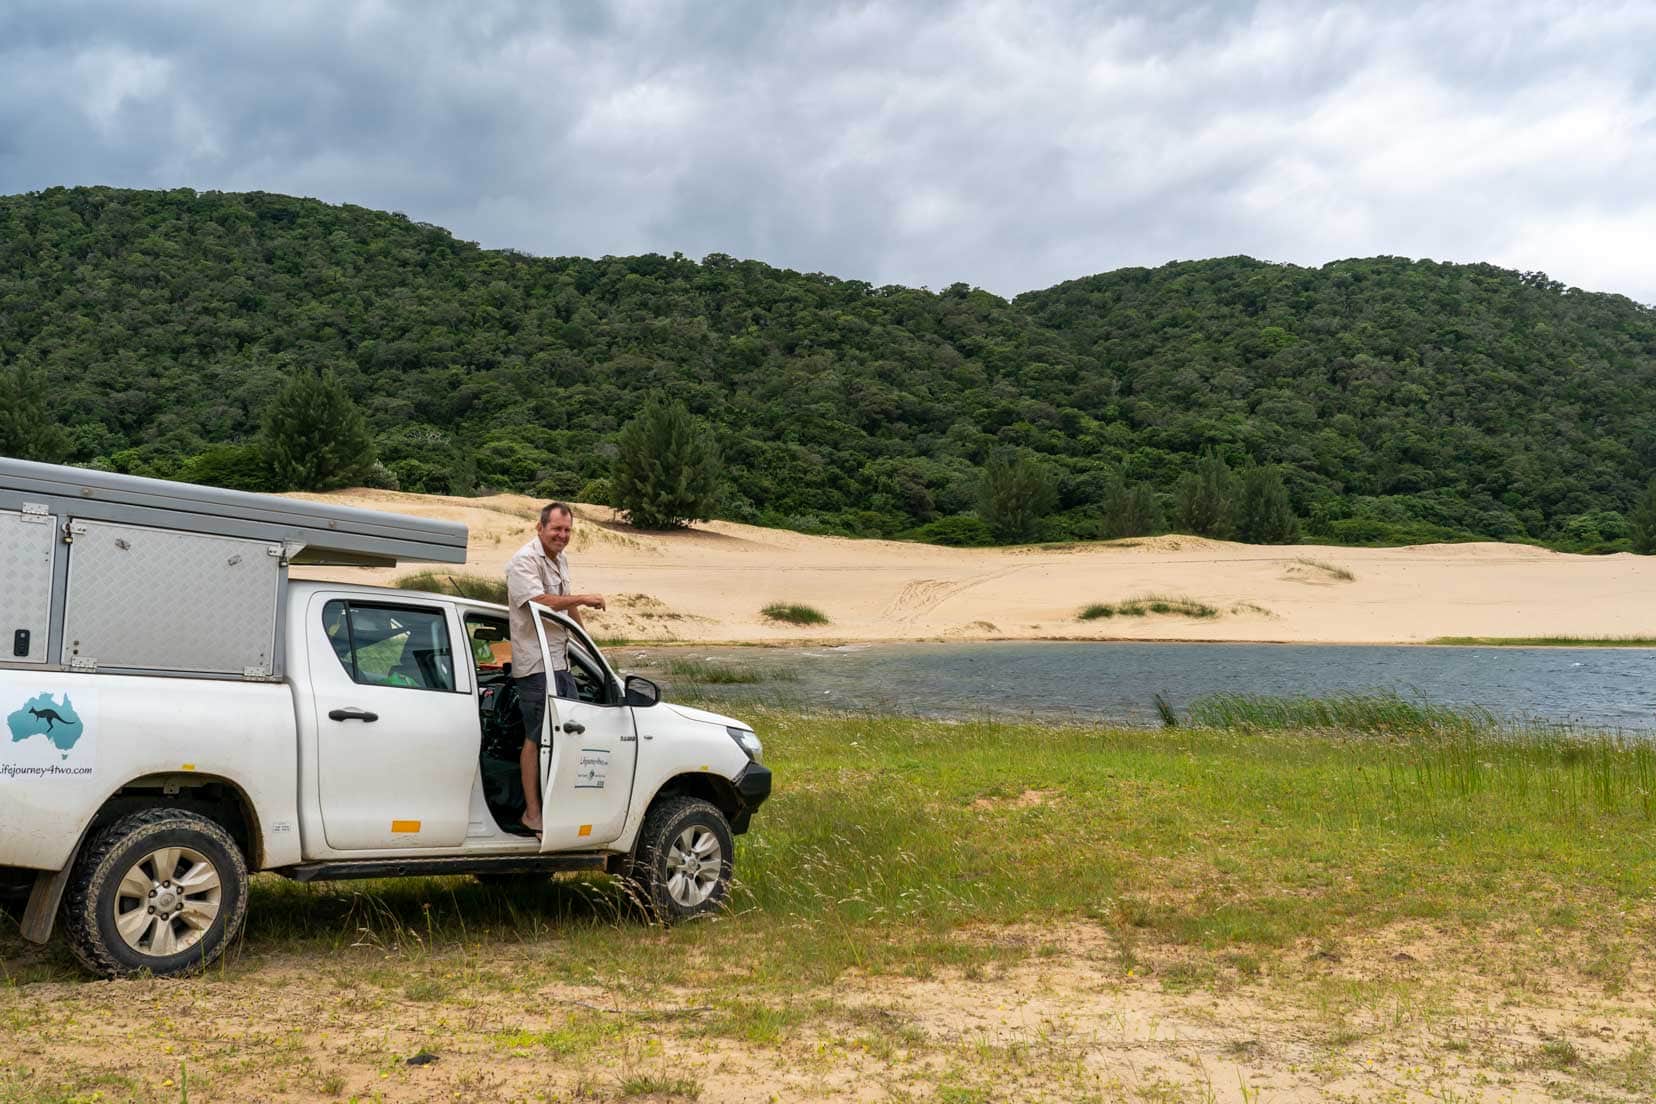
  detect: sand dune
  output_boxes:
[288,489,1656,644]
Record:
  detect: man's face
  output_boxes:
[538,510,573,556]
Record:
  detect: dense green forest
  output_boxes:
[3,186,1654,549]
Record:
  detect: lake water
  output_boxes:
[621,642,1656,733]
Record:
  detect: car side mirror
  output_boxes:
[624,675,661,708]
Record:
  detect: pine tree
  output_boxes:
[612,396,723,529]
[1175,450,1235,538]
[1631,477,1656,555]
[1235,465,1300,544]
[1098,479,1163,538]
[261,367,376,491]
[0,360,68,463]
[978,449,1058,543]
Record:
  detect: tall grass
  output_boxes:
[1428,635,1656,647]
[760,602,830,625]
[661,657,799,685]
[1292,557,1355,581]
[1186,692,1656,822]
[1187,691,1496,734]
[41,700,1646,988]
[395,571,508,604]
[1078,594,1218,620]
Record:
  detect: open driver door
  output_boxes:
[530,608,638,851]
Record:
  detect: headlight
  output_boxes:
[726,726,762,763]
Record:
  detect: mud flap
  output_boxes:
[21,865,72,944]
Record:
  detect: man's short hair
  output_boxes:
[539,502,574,527]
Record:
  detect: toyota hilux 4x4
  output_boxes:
[0,458,770,977]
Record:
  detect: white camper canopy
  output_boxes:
[0,458,467,567]
[0,458,469,679]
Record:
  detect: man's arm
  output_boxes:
[528,592,605,615]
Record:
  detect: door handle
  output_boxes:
[328,708,379,723]
[561,721,586,735]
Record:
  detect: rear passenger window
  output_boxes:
[322,600,456,692]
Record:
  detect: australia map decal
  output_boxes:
[7,693,85,760]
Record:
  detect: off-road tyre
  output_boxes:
[61,807,249,978]
[0,866,34,920]
[625,797,733,924]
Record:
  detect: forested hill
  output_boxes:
[4,185,1655,548]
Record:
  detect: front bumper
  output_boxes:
[730,761,772,835]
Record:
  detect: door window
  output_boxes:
[322,600,456,692]
[464,615,513,674]
[565,640,615,705]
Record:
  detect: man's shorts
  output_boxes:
[515,670,579,746]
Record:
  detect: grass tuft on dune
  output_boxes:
[395,570,508,604]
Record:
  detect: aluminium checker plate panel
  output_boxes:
[0,508,57,663]
[61,518,282,676]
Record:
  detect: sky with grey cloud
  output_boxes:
[2,0,1653,302]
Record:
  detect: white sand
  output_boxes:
[288,489,1656,644]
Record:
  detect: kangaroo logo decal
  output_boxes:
[7,692,87,761]
[27,705,71,732]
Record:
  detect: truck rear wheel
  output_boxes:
[626,797,734,924]
[61,808,249,978]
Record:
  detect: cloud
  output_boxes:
[2,0,1653,302]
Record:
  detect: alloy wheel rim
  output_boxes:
[664,825,722,907]
[113,845,222,957]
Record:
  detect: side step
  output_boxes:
[278,852,610,883]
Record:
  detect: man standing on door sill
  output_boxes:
[505,502,607,834]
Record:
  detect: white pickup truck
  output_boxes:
[0,459,770,978]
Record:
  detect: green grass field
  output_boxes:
[4,700,1655,1101]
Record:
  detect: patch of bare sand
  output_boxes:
[287,491,1656,645]
[969,788,1059,811]
[5,921,1652,1102]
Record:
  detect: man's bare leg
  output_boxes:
[519,738,542,832]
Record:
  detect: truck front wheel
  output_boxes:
[626,797,734,924]
[61,808,249,978]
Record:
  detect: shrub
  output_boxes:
[1561,509,1629,545]
[578,477,614,506]
[376,424,474,495]
[532,470,585,500]
[1327,517,1460,546]
[904,514,996,546]
[180,443,275,491]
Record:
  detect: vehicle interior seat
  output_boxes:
[476,661,531,832]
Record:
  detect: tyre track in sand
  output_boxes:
[880,565,1026,627]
